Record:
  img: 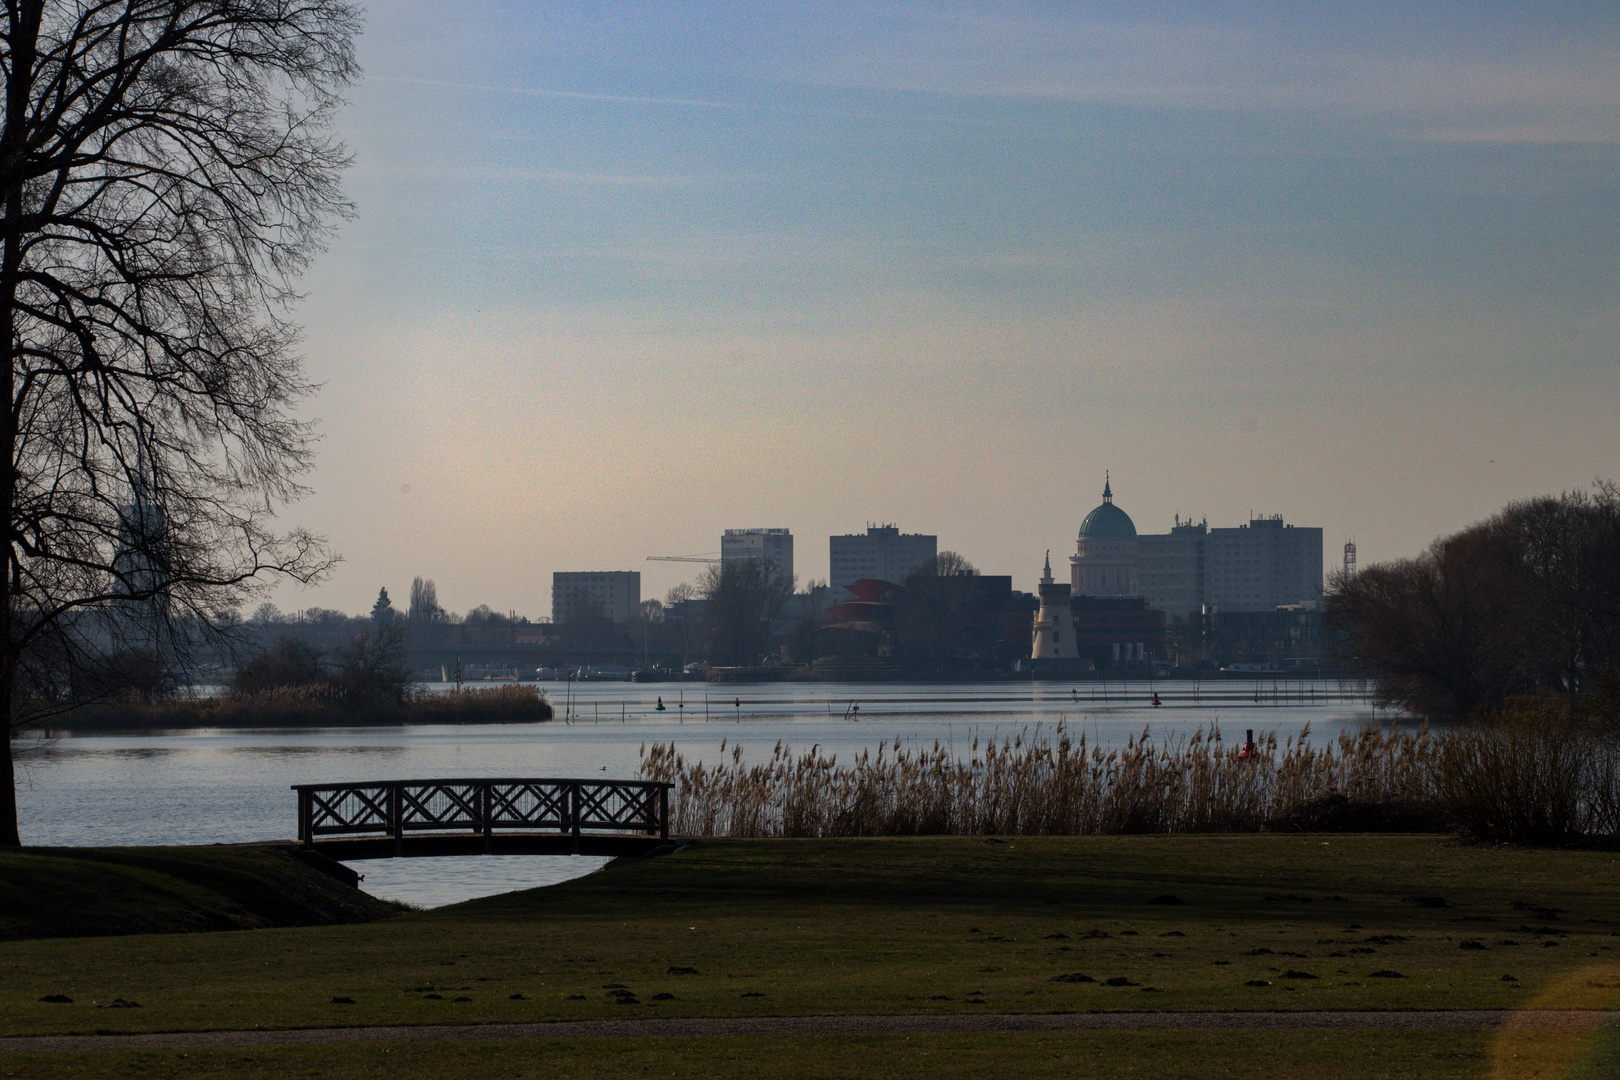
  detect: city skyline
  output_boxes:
[266,2,1618,619]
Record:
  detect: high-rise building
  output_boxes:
[829,525,937,597]
[721,528,793,584]
[1069,480,1323,618]
[551,571,640,624]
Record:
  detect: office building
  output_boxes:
[551,571,640,624]
[829,525,937,596]
[721,528,794,584]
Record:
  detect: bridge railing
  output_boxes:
[292,778,671,853]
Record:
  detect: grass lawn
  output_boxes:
[4,834,1620,1043]
[0,1030,1534,1080]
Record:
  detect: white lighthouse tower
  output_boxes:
[1030,551,1079,662]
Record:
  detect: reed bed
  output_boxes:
[639,718,1620,844]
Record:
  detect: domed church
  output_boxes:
[1070,475,1139,597]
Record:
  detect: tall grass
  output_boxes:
[1437,700,1620,843]
[639,717,1620,844]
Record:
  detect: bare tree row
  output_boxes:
[1326,483,1620,719]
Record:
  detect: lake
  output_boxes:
[13,679,1384,907]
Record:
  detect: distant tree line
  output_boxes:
[233,627,410,711]
[1326,483,1620,720]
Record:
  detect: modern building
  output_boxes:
[1069,595,1167,669]
[721,528,794,584]
[1205,605,1326,670]
[829,525,937,597]
[551,571,641,624]
[1070,480,1323,618]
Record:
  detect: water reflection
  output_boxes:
[349,855,611,908]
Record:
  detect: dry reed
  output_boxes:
[639,719,1620,843]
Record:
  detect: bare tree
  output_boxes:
[664,581,699,668]
[1,2,360,845]
[699,560,793,667]
[894,551,983,671]
[408,576,443,623]
[1325,484,1620,720]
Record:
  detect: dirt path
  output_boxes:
[4,1010,1614,1054]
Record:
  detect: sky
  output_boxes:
[277,0,1620,620]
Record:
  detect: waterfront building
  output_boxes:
[1069,595,1167,669]
[1030,552,1081,667]
[1070,479,1323,618]
[1069,477,1139,597]
[551,570,641,624]
[721,527,794,584]
[829,525,937,598]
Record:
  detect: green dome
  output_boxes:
[1078,480,1136,540]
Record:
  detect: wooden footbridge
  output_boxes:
[292,778,673,860]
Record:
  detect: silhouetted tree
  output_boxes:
[331,625,409,709]
[231,636,326,696]
[408,577,444,623]
[1327,484,1620,719]
[664,582,701,668]
[462,604,512,627]
[894,552,983,671]
[1,1,359,844]
[370,588,396,625]
[700,560,793,666]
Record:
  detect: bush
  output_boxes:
[1436,699,1620,844]
[230,628,409,712]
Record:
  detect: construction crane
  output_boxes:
[646,552,721,564]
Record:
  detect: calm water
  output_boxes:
[13,679,1382,907]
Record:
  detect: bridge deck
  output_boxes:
[293,777,673,860]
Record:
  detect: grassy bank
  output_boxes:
[25,683,552,731]
[4,834,1619,1041]
[0,846,405,940]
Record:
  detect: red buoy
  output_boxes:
[1237,729,1258,760]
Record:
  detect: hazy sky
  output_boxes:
[280,1,1619,619]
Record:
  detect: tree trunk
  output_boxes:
[0,1,43,847]
[1,667,16,846]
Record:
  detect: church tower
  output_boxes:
[1030,551,1078,662]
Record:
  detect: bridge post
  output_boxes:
[298,788,312,847]
[480,781,492,854]
[570,781,581,855]
[390,783,403,857]
[659,785,669,843]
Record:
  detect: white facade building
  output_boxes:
[721,528,794,584]
[829,525,937,596]
[551,571,641,624]
[1069,479,1139,597]
[1030,552,1078,661]
[1070,480,1323,618]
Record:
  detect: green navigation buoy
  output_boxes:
[656,697,666,711]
